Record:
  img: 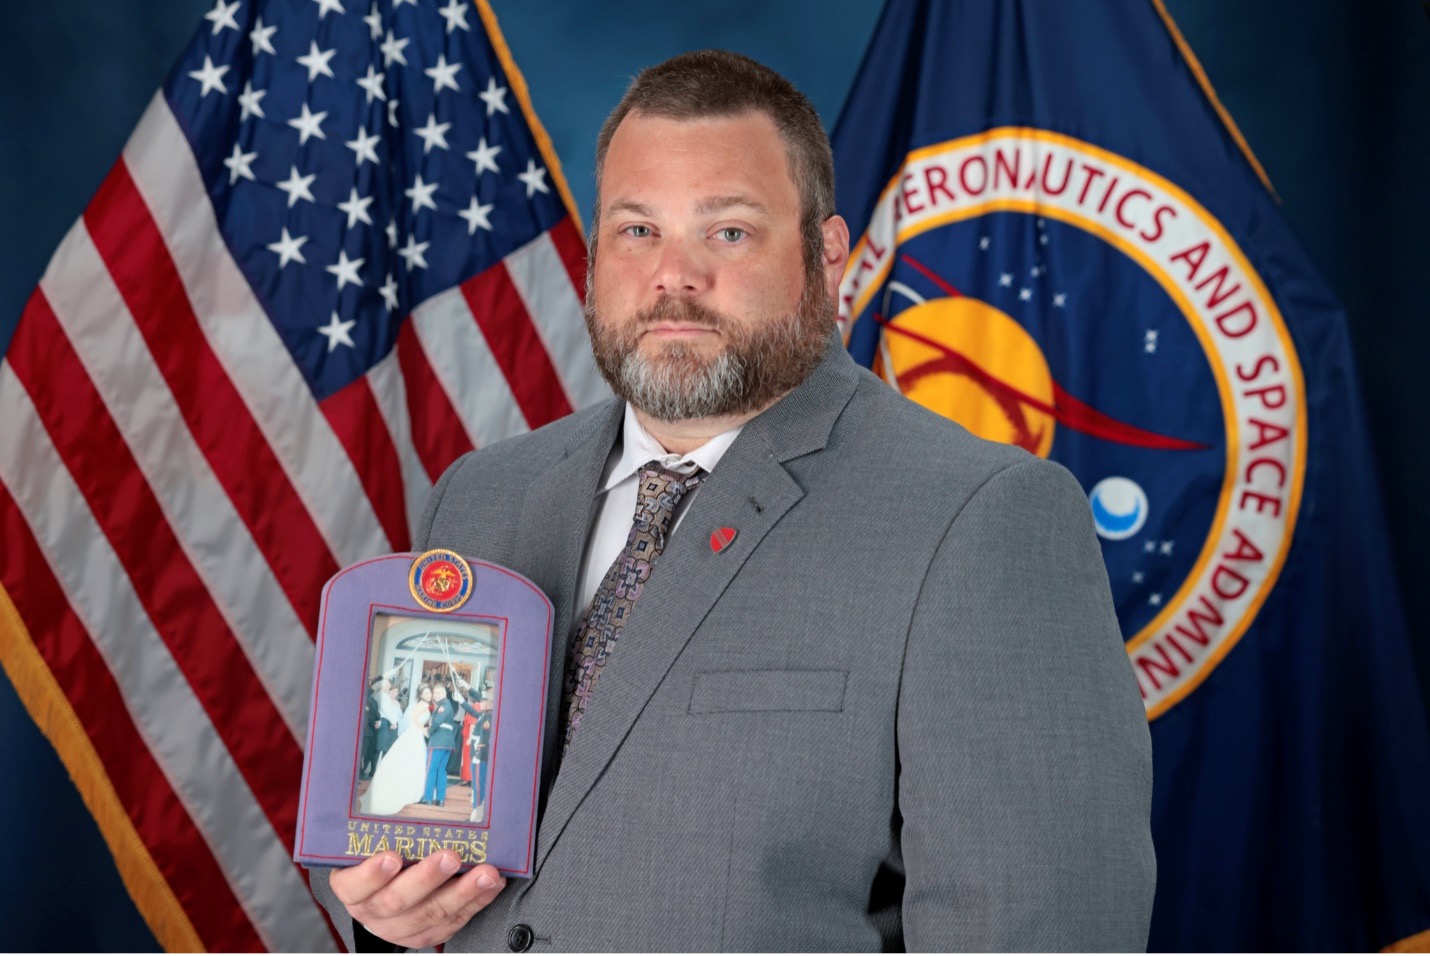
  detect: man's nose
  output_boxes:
[652,237,710,297]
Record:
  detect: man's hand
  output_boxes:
[330,850,506,949]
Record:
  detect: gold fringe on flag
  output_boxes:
[1385,926,1430,953]
[1149,0,1280,202]
[473,0,586,233]
[0,583,204,953]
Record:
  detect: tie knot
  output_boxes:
[633,461,705,535]
[636,460,704,516]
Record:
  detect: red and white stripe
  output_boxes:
[0,90,603,950]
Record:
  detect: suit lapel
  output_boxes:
[533,339,862,871]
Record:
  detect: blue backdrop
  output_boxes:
[1,1,1426,949]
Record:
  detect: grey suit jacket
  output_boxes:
[310,340,1155,951]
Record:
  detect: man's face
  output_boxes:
[587,110,848,421]
[434,685,447,701]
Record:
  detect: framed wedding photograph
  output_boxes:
[295,551,553,877]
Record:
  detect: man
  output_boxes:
[359,678,382,781]
[421,682,461,807]
[456,682,495,823]
[312,50,1154,951]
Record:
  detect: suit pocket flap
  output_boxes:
[687,669,848,714]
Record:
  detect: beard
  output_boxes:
[584,277,833,423]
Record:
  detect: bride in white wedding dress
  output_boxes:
[361,684,431,815]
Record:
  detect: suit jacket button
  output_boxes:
[507,924,534,952]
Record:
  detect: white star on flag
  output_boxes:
[398,235,430,271]
[266,227,308,267]
[439,0,471,32]
[414,114,452,154]
[1053,293,1068,308]
[388,99,401,128]
[249,17,277,56]
[385,219,398,248]
[998,272,1013,287]
[223,143,258,184]
[205,0,241,35]
[317,312,357,352]
[356,65,386,104]
[276,165,317,207]
[287,103,328,144]
[458,197,494,234]
[238,82,266,121]
[1018,287,1032,301]
[478,77,510,116]
[337,188,375,229]
[466,137,501,175]
[381,30,410,67]
[326,251,365,291]
[405,174,438,213]
[518,159,549,197]
[425,54,462,95]
[364,2,383,39]
[312,0,345,17]
[346,128,381,166]
[379,274,399,311]
[188,56,230,97]
[297,42,337,82]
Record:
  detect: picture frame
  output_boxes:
[295,550,552,876]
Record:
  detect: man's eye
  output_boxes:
[716,227,746,243]
[624,225,652,238]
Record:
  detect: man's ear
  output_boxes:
[821,215,850,303]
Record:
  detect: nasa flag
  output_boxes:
[832,0,1430,949]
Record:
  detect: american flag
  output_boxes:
[0,0,604,949]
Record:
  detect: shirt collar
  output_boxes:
[600,404,743,493]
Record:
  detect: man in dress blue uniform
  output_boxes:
[468,714,492,821]
[457,683,494,822]
[421,682,461,806]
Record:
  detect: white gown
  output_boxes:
[361,701,429,815]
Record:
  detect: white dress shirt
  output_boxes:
[574,405,742,618]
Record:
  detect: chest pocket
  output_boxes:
[687,669,847,714]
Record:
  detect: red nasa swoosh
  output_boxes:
[874,254,1208,453]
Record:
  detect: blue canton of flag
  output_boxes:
[832,0,1430,950]
[0,0,604,950]
[172,0,578,398]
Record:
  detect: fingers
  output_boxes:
[331,852,506,949]
[355,852,467,921]
[330,851,404,908]
[411,863,506,946]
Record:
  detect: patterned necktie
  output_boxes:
[560,461,706,753]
